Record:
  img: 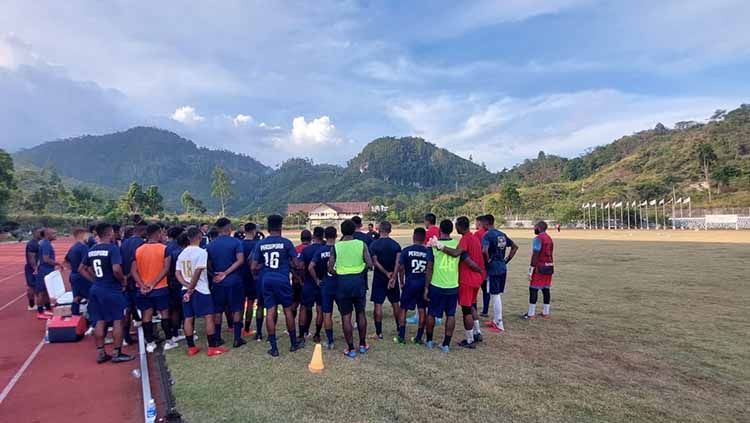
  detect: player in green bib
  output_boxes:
[329,219,373,358]
[424,219,460,352]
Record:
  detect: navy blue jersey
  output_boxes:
[86,235,97,248]
[399,245,433,284]
[165,240,183,282]
[65,241,89,275]
[120,236,144,277]
[25,239,40,266]
[199,233,209,249]
[251,235,297,281]
[369,237,402,283]
[300,243,323,285]
[241,238,259,282]
[353,231,373,247]
[311,244,333,281]
[38,239,55,275]
[483,228,514,275]
[207,235,243,285]
[86,243,123,289]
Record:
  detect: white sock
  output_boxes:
[491,294,503,323]
[473,320,481,334]
[465,329,474,344]
[528,304,536,316]
[543,304,550,315]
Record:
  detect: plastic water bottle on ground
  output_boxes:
[146,399,156,422]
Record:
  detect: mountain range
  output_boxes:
[11,104,750,216]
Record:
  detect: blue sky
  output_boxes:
[1,0,749,170]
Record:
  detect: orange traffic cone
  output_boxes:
[308,343,324,373]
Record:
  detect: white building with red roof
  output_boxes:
[287,202,371,226]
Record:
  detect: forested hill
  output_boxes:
[12,129,493,213]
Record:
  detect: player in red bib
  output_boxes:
[522,221,554,320]
[424,213,439,245]
[474,215,490,317]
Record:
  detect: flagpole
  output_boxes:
[654,201,659,230]
[627,201,631,230]
[672,188,676,230]
[646,202,650,230]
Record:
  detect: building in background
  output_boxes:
[287,202,370,226]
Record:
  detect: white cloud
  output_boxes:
[390,90,744,170]
[232,114,252,127]
[290,116,341,145]
[171,106,205,124]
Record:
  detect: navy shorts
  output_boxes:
[244,277,257,301]
[89,285,127,323]
[212,282,245,313]
[24,265,35,287]
[320,277,337,314]
[301,281,321,308]
[135,287,171,312]
[168,279,183,309]
[34,271,51,294]
[183,291,214,318]
[336,274,366,315]
[489,273,507,295]
[427,285,458,318]
[263,274,294,309]
[400,279,427,311]
[70,273,91,299]
[370,277,400,304]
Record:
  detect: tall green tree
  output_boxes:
[143,185,164,215]
[499,182,523,216]
[0,150,15,220]
[181,191,206,214]
[695,143,717,202]
[120,182,147,213]
[211,166,232,216]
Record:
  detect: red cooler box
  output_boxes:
[47,315,88,343]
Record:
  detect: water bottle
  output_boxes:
[146,399,156,423]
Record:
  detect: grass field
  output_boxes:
[166,233,750,422]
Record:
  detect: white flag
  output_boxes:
[631,201,637,207]
[684,197,691,204]
[649,199,657,205]
[604,203,610,209]
[640,201,647,206]
[676,197,683,204]
[615,202,622,208]
[583,203,589,208]
[592,202,597,208]
[659,199,665,205]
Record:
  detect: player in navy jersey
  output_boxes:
[24,228,43,311]
[35,228,59,319]
[120,224,146,345]
[240,222,263,339]
[251,214,302,357]
[86,224,98,248]
[207,218,247,348]
[64,228,92,316]
[299,226,325,343]
[482,214,518,332]
[369,221,402,340]
[351,216,372,304]
[165,226,186,343]
[79,223,134,364]
[310,226,337,349]
[395,228,433,344]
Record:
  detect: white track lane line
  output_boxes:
[0,271,24,284]
[0,338,45,404]
[0,293,26,313]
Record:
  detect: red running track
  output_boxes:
[0,238,142,422]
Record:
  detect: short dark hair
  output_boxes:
[123,225,134,239]
[536,220,548,232]
[439,219,453,235]
[324,226,337,240]
[186,227,202,242]
[88,224,96,232]
[267,214,283,231]
[351,216,362,226]
[177,232,190,247]
[112,224,121,233]
[133,224,147,236]
[200,222,209,228]
[167,226,184,239]
[413,227,426,243]
[484,214,495,225]
[455,216,470,231]
[146,223,161,237]
[244,222,257,232]
[95,222,112,238]
[300,229,312,242]
[425,213,436,225]
[215,217,231,229]
[312,226,325,240]
[341,219,356,236]
[379,221,392,233]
